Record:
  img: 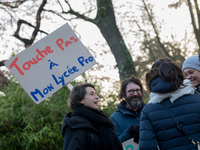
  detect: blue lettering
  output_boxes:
[43,88,48,95]
[63,66,79,78]
[68,68,73,74]
[78,56,94,67]
[78,56,84,66]
[48,60,59,70]
[88,56,94,62]
[30,89,44,101]
[52,74,65,86]
[63,71,70,77]
[72,66,79,72]
[47,84,54,91]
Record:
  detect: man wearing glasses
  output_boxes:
[110,76,145,143]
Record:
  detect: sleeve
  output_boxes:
[139,110,158,150]
[63,128,87,150]
[110,115,132,143]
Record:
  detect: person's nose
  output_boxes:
[95,94,99,99]
[186,74,192,79]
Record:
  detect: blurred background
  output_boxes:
[0,0,199,149]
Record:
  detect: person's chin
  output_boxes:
[93,105,99,110]
[191,81,198,87]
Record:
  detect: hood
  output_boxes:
[146,69,177,93]
[148,79,193,104]
[145,68,159,92]
[61,112,98,137]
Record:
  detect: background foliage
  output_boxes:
[0,73,132,150]
[1,0,199,149]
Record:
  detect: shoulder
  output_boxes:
[110,110,121,120]
[110,108,131,119]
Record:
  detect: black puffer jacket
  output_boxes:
[62,112,103,150]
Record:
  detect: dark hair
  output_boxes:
[68,83,96,111]
[151,57,184,90]
[119,75,143,100]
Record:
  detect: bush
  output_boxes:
[0,77,72,150]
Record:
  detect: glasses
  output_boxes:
[127,89,141,95]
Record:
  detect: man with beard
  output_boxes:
[109,76,145,143]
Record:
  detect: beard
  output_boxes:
[125,95,142,109]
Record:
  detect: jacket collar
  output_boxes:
[148,79,193,104]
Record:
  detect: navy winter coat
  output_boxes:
[139,78,200,150]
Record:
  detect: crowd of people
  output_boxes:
[61,55,200,150]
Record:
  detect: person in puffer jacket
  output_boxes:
[139,57,200,150]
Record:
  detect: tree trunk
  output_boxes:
[188,0,200,50]
[95,0,137,80]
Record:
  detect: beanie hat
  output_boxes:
[182,55,200,71]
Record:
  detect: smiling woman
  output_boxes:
[80,86,99,110]
[182,55,200,95]
[61,83,123,150]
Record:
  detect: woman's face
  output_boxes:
[80,87,99,110]
[183,68,200,87]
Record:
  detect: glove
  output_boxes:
[128,124,139,144]
[128,124,139,135]
[133,130,139,144]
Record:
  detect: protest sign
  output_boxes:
[122,138,139,150]
[5,23,96,104]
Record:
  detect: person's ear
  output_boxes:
[80,100,84,104]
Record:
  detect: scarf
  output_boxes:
[73,105,123,150]
[148,79,193,104]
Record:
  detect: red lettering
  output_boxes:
[36,48,48,58]
[70,36,78,42]
[56,38,64,51]
[9,37,75,76]
[9,57,24,76]
[29,58,38,65]
[65,41,72,47]
[23,62,31,70]
[36,55,42,61]
[45,46,53,53]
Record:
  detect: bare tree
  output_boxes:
[0,0,137,80]
[132,0,190,77]
[169,0,200,51]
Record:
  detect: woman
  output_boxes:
[139,58,200,150]
[61,83,123,150]
[182,55,200,95]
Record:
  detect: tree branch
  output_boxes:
[142,0,172,59]
[0,60,6,67]
[13,0,47,48]
[62,0,95,23]
[194,0,200,29]
[0,0,27,9]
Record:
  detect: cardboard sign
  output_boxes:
[122,138,139,150]
[5,23,96,104]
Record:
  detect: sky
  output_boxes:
[0,0,194,94]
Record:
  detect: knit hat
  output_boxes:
[182,55,200,71]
